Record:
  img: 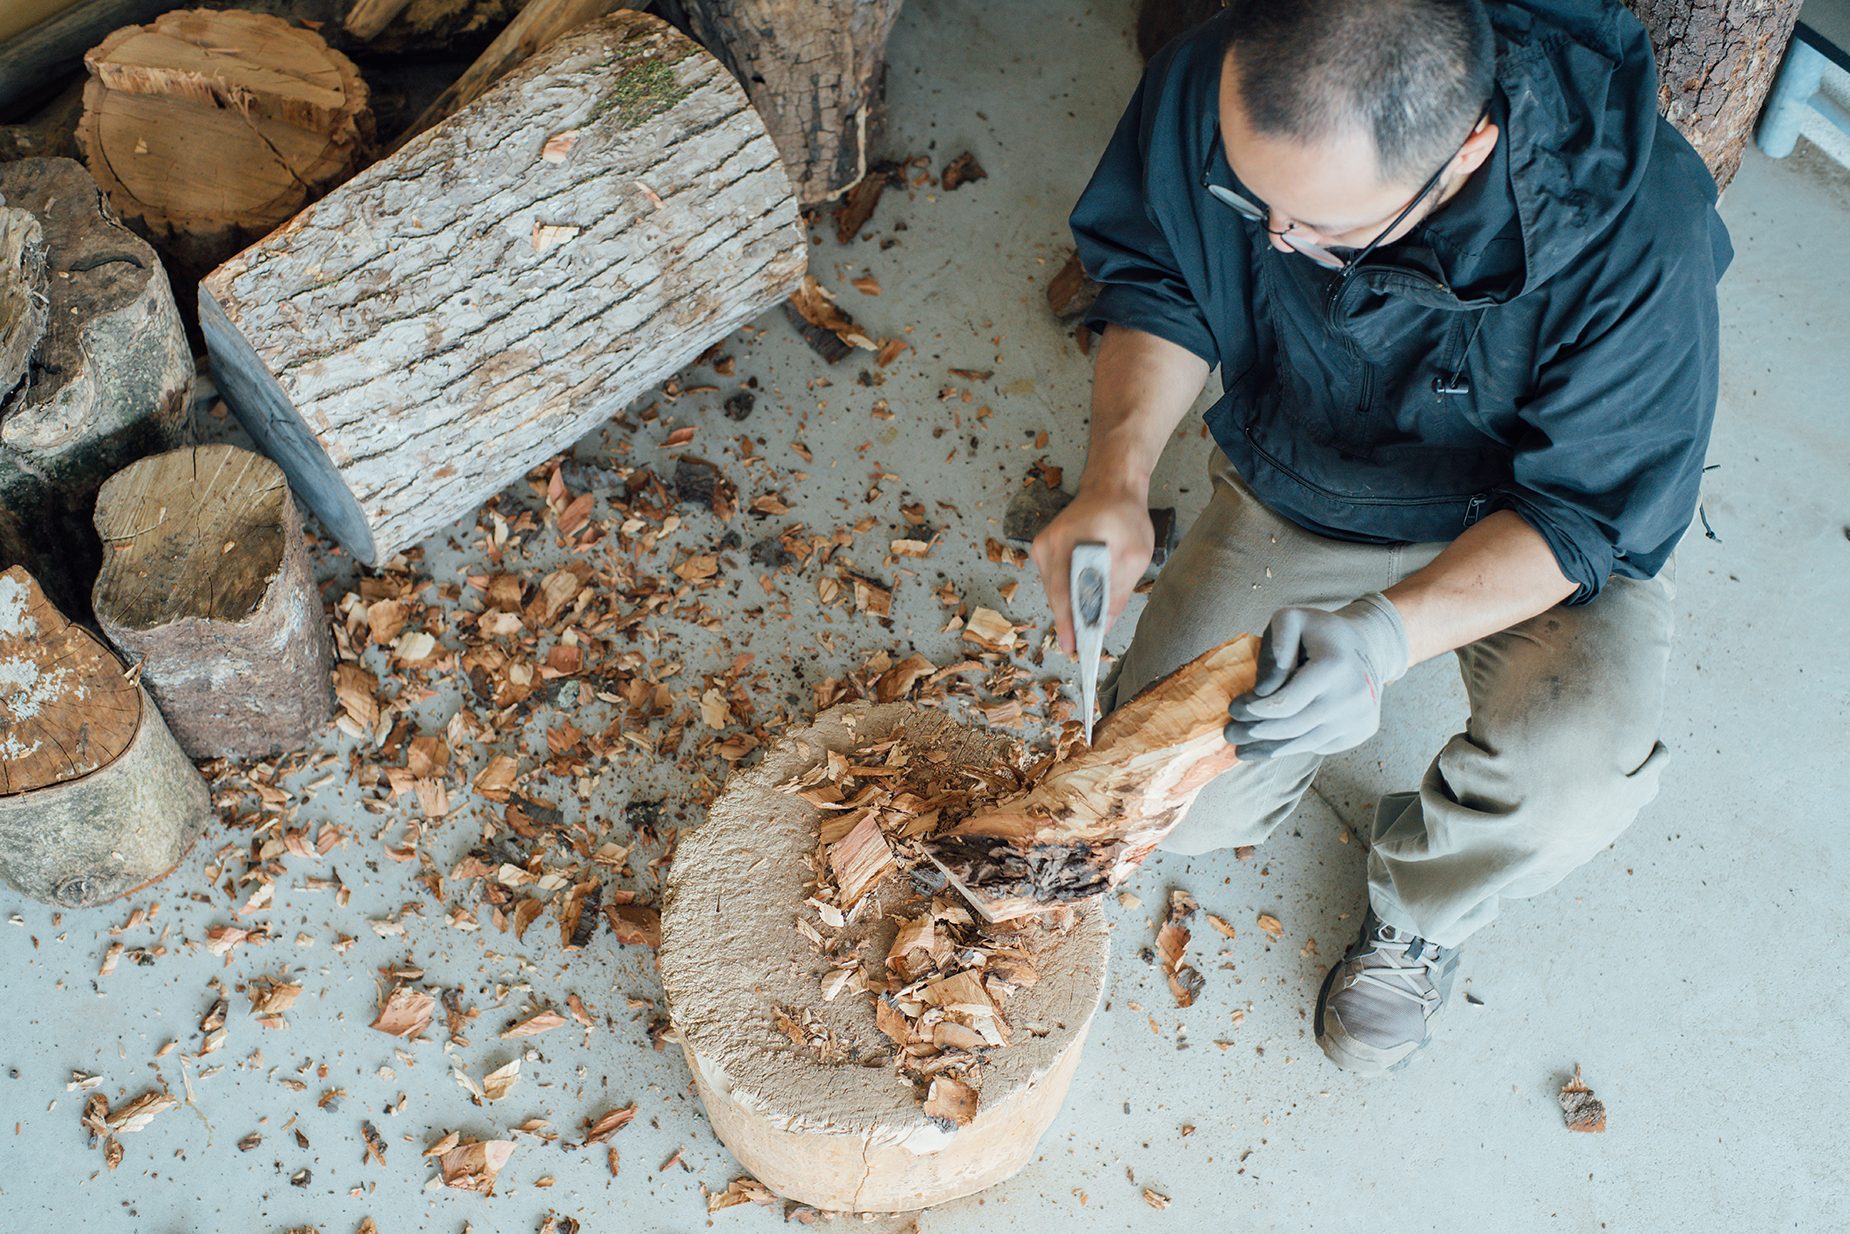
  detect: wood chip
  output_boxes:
[582,1103,637,1145]
[369,986,434,1039]
[501,1009,567,1039]
[437,1138,514,1194]
[709,1175,778,1210]
[1256,912,1284,941]
[827,812,895,908]
[922,1075,978,1126]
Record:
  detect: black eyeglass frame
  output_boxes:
[1201,105,1491,277]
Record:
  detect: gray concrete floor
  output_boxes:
[3,2,1847,1231]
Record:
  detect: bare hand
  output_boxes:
[1030,480,1154,654]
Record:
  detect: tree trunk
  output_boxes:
[0,565,212,907]
[0,157,193,618]
[91,444,333,759]
[661,702,1108,1212]
[655,0,905,204]
[929,634,1260,923]
[1625,0,1802,190]
[75,8,373,280]
[199,10,806,567]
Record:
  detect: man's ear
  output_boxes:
[1454,119,1499,178]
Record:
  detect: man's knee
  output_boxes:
[1156,753,1317,855]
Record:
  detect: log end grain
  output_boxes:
[0,565,211,907]
[92,444,334,759]
[660,702,1109,1212]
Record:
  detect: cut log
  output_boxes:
[392,0,625,152]
[200,10,806,567]
[660,702,1108,1212]
[929,634,1261,923]
[75,8,373,278]
[1623,0,1802,191]
[655,0,905,204]
[343,0,421,40]
[0,157,192,617]
[91,444,333,759]
[0,565,212,907]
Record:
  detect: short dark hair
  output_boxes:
[1223,0,1495,183]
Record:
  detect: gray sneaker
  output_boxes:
[1315,908,1458,1075]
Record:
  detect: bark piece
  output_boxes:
[1559,1064,1608,1133]
[200,11,806,567]
[1044,250,1099,322]
[91,444,334,759]
[0,157,192,618]
[659,701,1109,1212]
[76,9,372,278]
[1624,0,1802,190]
[0,207,48,397]
[393,0,626,150]
[0,565,212,907]
[929,635,1261,922]
[656,0,905,203]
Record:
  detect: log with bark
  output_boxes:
[928,634,1261,923]
[200,10,807,567]
[0,157,193,617]
[661,701,1109,1212]
[75,8,373,279]
[0,565,213,907]
[655,0,905,204]
[1623,0,1802,191]
[91,444,333,759]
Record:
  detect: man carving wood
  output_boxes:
[1033,0,1729,1075]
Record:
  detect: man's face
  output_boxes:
[1217,51,1491,259]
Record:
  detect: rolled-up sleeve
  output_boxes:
[1069,76,1219,368]
[1492,232,1722,604]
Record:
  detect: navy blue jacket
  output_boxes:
[1071,0,1731,602]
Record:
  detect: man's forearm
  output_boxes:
[1079,325,1211,495]
[1383,509,1577,666]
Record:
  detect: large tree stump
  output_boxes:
[0,565,212,907]
[930,634,1260,923]
[92,444,333,759]
[0,157,192,617]
[661,703,1109,1212]
[1625,0,1803,191]
[656,0,905,204]
[199,10,806,567]
[75,8,373,279]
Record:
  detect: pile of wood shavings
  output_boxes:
[774,728,1080,1127]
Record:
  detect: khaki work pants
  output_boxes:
[1106,450,1676,947]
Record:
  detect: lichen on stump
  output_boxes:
[92,444,333,759]
[0,566,211,907]
[660,702,1109,1213]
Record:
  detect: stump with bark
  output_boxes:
[930,634,1261,923]
[92,444,333,760]
[656,0,905,204]
[661,702,1109,1212]
[75,8,373,278]
[0,157,193,617]
[0,565,212,907]
[200,10,807,567]
[1624,0,1802,190]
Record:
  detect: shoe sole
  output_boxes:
[1313,960,1427,1077]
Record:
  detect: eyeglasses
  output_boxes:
[1203,107,1488,275]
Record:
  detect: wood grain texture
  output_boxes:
[657,0,905,203]
[0,157,192,616]
[0,207,48,398]
[201,10,807,566]
[92,444,333,759]
[1623,0,1801,190]
[76,9,372,277]
[930,635,1261,922]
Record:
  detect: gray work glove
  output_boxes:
[1224,593,1410,760]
